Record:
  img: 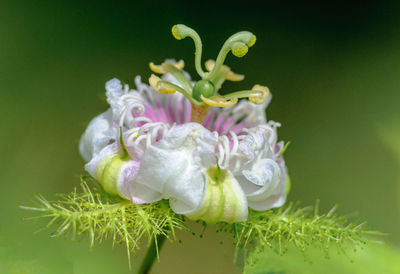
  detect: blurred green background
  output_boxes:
[1,0,400,273]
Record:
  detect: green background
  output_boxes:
[1,0,400,273]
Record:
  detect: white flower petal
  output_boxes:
[105,78,123,99]
[247,173,287,211]
[131,123,217,214]
[237,159,286,211]
[79,109,116,162]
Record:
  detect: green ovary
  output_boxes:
[187,167,247,224]
[192,80,215,102]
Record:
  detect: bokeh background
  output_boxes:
[1,0,400,273]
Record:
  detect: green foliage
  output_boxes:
[22,178,377,267]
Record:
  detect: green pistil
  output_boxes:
[150,24,260,108]
[204,31,256,81]
[208,65,230,92]
[172,24,206,78]
[171,24,256,95]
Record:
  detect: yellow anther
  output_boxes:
[226,71,244,82]
[205,59,244,82]
[149,60,185,74]
[175,60,185,70]
[200,95,238,107]
[149,74,176,94]
[149,62,165,74]
[149,74,162,90]
[249,84,269,105]
[205,59,215,72]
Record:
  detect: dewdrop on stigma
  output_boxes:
[79,24,289,224]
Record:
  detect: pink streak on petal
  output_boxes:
[184,99,192,123]
[231,121,247,134]
[155,101,169,124]
[229,139,235,150]
[275,142,284,154]
[167,98,176,124]
[143,102,159,122]
[218,117,235,135]
[203,109,217,129]
[123,162,140,182]
[211,114,226,132]
[132,112,145,127]
[131,198,147,204]
[119,161,146,204]
[176,96,184,124]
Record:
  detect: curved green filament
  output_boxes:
[223,89,263,100]
[163,62,193,93]
[205,31,256,80]
[209,65,230,93]
[172,24,206,78]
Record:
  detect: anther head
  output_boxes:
[193,80,215,102]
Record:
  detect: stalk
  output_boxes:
[137,234,167,274]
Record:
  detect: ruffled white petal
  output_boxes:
[230,124,287,211]
[131,123,218,215]
[79,109,117,162]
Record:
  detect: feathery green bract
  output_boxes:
[221,202,380,267]
[228,204,372,253]
[21,178,188,268]
[22,178,376,266]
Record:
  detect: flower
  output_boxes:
[79,25,288,224]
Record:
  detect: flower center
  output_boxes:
[148,24,270,122]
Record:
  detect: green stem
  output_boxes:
[137,234,167,274]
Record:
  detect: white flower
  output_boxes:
[79,74,287,223]
[79,24,289,223]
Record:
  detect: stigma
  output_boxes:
[148,24,271,122]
